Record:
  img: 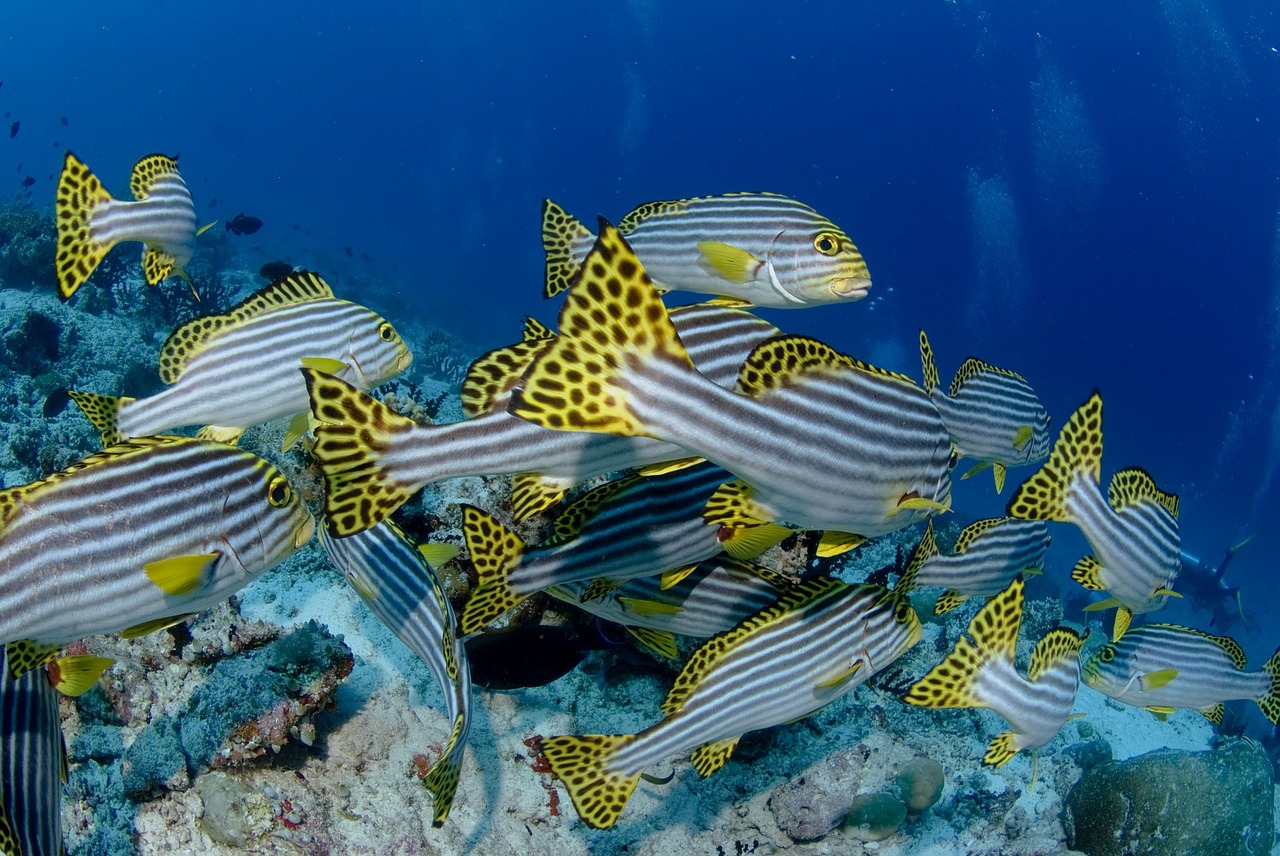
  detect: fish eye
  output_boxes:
[267,475,292,507]
[813,232,841,256]
[379,322,397,342]
[1099,646,1114,663]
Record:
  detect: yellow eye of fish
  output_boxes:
[379,322,397,342]
[267,476,292,507]
[1099,647,1114,663]
[813,232,841,256]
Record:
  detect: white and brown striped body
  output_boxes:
[89,169,198,271]
[914,518,1051,600]
[971,640,1082,754]
[0,649,62,855]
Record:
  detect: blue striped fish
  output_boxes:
[1007,391,1181,640]
[1081,623,1280,725]
[538,571,921,829]
[459,464,789,635]
[919,330,1051,493]
[55,151,214,299]
[304,302,776,535]
[71,271,412,448]
[905,577,1086,767]
[510,219,953,544]
[318,520,470,826]
[0,649,63,856]
[542,193,870,308]
[0,436,315,677]
[911,517,1051,614]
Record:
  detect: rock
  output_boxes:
[197,772,254,848]
[1064,737,1112,771]
[841,793,907,842]
[767,744,870,841]
[1063,739,1273,856]
[894,756,945,811]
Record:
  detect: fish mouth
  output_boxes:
[396,350,414,372]
[832,277,872,300]
[295,514,317,548]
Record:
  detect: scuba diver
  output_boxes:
[1177,531,1260,634]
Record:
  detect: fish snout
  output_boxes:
[295,513,317,548]
[396,349,414,372]
[832,276,872,300]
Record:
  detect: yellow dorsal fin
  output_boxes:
[510,473,569,523]
[919,329,941,393]
[1140,668,1179,691]
[547,474,642,545]
[522,316,556,342]
[696,241,759,283]
[1027,627,1087,683]
[422,712,468,826]
[934,590,966,614]
[625,626,678,659]
[734,334,914,399]
[617,197,696,232]
[142,248,176,285]
[129,153,180,199]
[195,425,246,446]
[983,731,1023,767]
[950,357,1027,398]
[458,506,527,635]
[662,577,846,716]
[418,543,460,569]
[538,734,639,829]
[815,531,865,558]
[659,564,699,590]
[718,523,794,561]
[6,640,61,681]
[617,597,684,617]
[954,517,1004,554]
[1108,466,1179,518]
[1071,555,1106,591]
[158,271,335,383]
[48,655,114,696]
[1007,390,1103,522]
[460,339,552,417]
[690,736,742,777]
[144,553,219,596]
[896,521,937,597]
[541,199,594,298]
[120,614,194,639]
[68,390,128,446]
[635,456,705,477]
[55,150,117,299]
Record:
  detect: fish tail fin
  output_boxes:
[538,734,640,830]
[511,217,694,438]
[423,713,468,826]
[459,506,527,634]
[302,368,421,537]
[896,519,938,597]
[55,151,117,299]
[919,329,941,393]
[67,390,128,446]
[1258,647,1280,725]
[1007,390,1103,522]
[541,199,593,297]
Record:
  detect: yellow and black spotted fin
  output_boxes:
[541,199,594,298]
[460,339,551,417]
[0,802,16,856]
[718,523,794,561]
[303,368,418,537]
[1108,466,1179,518]
[1200,703,1226,725]
[735,335,915,399]
[129,153,180,199]
[690,736,741,777]
[815,531,865,558]
[120,613,194,639]
[1027,627,1087,683]
[704,480,770,528]
[144,553,218,596]
[546,474,642,544]
[6,639,61,680]
[581,578,623,603]
[68,390,128,446]
[141,247,175,285]
[458,506,527,635]
[950,357,1027,398]
[983,731,1022,767]
[510,473,568,523]
[1070,555,1106,591]
[47,654,114,697]
[954,518,1004,554]
[896,522,937,597]
[1007,391,1103,522]
[935,589,966,615]
[697,241,759,284]
[1156,624,1247,669]
[919,329,941,393]
[423,712,467,826]
[195,425,246,446]
[625,626,678,659]
[55,151,116,299]
[635,456,705,477]
[659,564,699,590]
[1258,647,1280,725]
[522,316,555,342]
[538,734,640,830]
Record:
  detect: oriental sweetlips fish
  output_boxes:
[511,219,953,546]
[1,648,65,856]
[1081,623,1280,725]
[0,435,315,678]
[541,192,870,308]
[910,517,1051,614]
[70,271,412,449]
[1007,391,1181,640]
[54,151,216,299]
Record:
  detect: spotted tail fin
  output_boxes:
[55,151,117,299]
[423,713,468,826]
[541,199,593,298]
[458,506,527,635]
[68,390,128,446]
[538,734,639,830]
[1259,647,1280,725]
[1007,391,1103,523]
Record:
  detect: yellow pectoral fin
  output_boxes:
[718,523,794,560]
[1156,587,1182,599]
[281,412,312,451]
[418,543,460,568]
[636,456,706,477]
[49,655,114,697]
[960,461,992,480]
[1139,668,1179,691]
[144,553,219,596]
[816,661,863,690]
[196,219,218,236]
[617,596,683,617]
[121,614,194,638]
[1013,425,1034,451]
[816,531,865,558]
[697,241,760,283]
[896,495,951,514]
[660,565,699,590]
[1081,596,1121,612]
[300,356,350,375]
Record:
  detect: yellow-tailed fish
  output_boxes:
[1081,623,1280,725]
[70,271,411,448]
[910,517,1051,614]
[511,218,953,544]
[0,436,314,677]
[318,519,469,826]
[538,569,921,829]
[55,151,214,299]
[541,192,870,308]
[304,302,776,535]
[1007,391,1181,639]
[919,330,1051,493]
[905,577,1087,767]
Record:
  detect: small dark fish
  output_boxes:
[59,116,68,126]
[226,213,263,236]
[208,197,217,208]
[360,251,373,263]
[259,260,294,281]
[20,176,34,188]
[51,141,59,149]
[344,245,353,258]
[8,120,17,138]
[291,223,301,231]
[464,625,598,690]
[43,388,70,417]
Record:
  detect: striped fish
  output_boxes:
[541,192,870,308]
[459,464,789,635]
[71,271,412,448]
[1081,623,1280,725]
[905,577,1086,767]
[304,302,777,535]
[0,436,315,677]
[911,517,1051,614]
[55,151,214,299]
[545,556,790,659]
[318,520,470,826]
[0,649,62,856]
[538,571,922,829]
[510,219,953,544]
[919,330,1051,493]
[1007,391,1181,640]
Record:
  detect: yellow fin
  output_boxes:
[1071,555,1105,591]
[422,712,467,826]
[142,248,175,285]
[816,661,863,690]
[735,335,914,399]
[1201,703,1225,725]
[1082,596,1121,612]
[539,734,639,830]
[540,199,593,298]
[418,543,460,568]
[896,521,937,597]
[49,655,114,696]
[6,640,62,680]
[547,474,641,544]
[1108,466,1179,518]
[960,460,992,481]
[718,523,794,560]
[625,627,678,659]
[121,614,194,639]
[281,411,311,451]
[1113,608,1132,642]
[195,425,246,446]
[617,597,684,617]
[953,517,1004,554]
[196,219,218,236]
[984,731,1022,767]
[68,390,127,446]
[704,480,766,528]
[144,553,218,596]
[690,736,741,777]
[1140,668,1179,691]
[636,456,706,477]
[55,151,116,299]
[950,357,1027,398]
[460,339,551,417]
[1013,425,1034,451]
[993,462,1007,493]
[511,473,568,523]
[129,153,180,199]
[458,506,527,635]
[1007,390,1102,522]
[697,241,759,283]
[919,329,941,393]
[934,590,966,615]
[1146,706,1175,720]
[660,564,699,590]
[1027,627,1087,683]
[581,578,622,603]
[699,295,750,307]
[896,494,951,514]
[300,356,349,375]
[522,316,555,342]
[815,531,865,558]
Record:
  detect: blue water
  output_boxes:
[5,1,1280,690]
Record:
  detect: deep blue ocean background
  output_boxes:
[4,2,1280,665]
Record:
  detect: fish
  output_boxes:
[1081,623,1280,725]
[69,271,412,448]
[259,260,295,281]
[1,650,63,855]
[510,218,953,546]
[541,192,871,308]
[317,519,469,826]
[7,121,17,138]
[19,175,33,188]
[538,569,922,829]
[41,387,70,418]
[303,301,778,536]
[54,151,215,299]
[59,116,68,126]
[910,517,1051,614]
[919,330,1052,493]
[457,464,789,635]
[0,435,315,677]
[464,625,602,690]
[905,577,1087,768]
[1007,391,1181,640]
[226,213,263,236]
